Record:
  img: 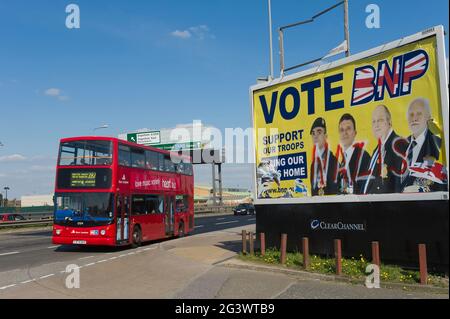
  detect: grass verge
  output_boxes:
[238,248,448,288]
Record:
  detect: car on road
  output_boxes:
[0,213,26,222]
[233,203,255,216]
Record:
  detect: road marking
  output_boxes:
[142,247,157,251]
[126,252,135,256]
[39,274,55,280]
[108,256,118,260]
[0,251,20,257]
[216,217,226,220]
[20,279,35,284]
[96,259,108,263]
[215,221,239,225]
[247,218,256,221]
[47,246,59,249]
[194,225,204,228]
[0,284,17,290]
[84,263,96,267]
[78,255,95,260]
[118,254,127,258]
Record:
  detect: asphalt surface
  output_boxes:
[0,213,255,273]
[0,215,447,299]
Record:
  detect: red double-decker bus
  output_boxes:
[52,136,194,247]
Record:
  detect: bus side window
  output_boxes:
[145,151,158,170]
[158,153,165,171]
[131,148,145,168]
[132,195,146,215]
[119,145,131,167]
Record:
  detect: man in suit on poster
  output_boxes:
[402,97,447,192]
[309,117,338,196]
[363,105,408,194]
[336,113,371,194]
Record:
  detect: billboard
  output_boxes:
[251,26,449,204]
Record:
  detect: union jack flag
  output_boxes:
[351,67,375,105]
[401,51,428,94]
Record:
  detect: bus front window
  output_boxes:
[55,193,114,224]
[59,140,113,166]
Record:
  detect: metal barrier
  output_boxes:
[0,206,235,229]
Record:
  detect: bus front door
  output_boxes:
[116,194,130,244]
[165,196,174,236]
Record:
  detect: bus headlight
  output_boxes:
[56,229,62,235]
[100,230,106,236]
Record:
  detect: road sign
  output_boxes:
[127,131,160,145]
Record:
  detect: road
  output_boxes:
[0,213,446,299]
[0,213,255,273]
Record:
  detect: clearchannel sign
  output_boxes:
[310,219,366,232]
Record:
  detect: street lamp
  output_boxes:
[93,124,109,134]
[3,186,10,208]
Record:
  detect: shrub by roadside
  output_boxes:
[239,248,448,288]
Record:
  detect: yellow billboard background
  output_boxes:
[253,36,447,199]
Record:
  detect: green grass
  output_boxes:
[239,248,448,287]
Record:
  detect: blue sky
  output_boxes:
[0,0,448,199]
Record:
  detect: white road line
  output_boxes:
[247,218,256,221]
[0,251,19,257]
[96,259,108,263]
[126,252,135,256]
[20,279,35,284]
[0,284,17,290]
[84,263,96,267]
[47,246,59,249]
[108,256,118,260]
[78,255,95,260]
[215,221,239,225]
[142,247,157,251]
[216,217,226,220]
[118,254,127,258]
[39,274,55,280]
[194,225,204,228]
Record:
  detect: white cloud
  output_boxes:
[45,88,61,96]
[171,25,214,40]
[171,30,192,39]
[0,154,27,162]
[44,88,69,101]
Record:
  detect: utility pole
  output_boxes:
[344,0,350,57]
[268,0,274,80]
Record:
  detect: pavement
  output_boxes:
[0,214,448,299]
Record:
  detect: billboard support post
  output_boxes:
[372,241,380,267]
[418,244,428,285]
[335,239,342,275]
[260,233,266,256]
[280,233,287,264]
[302,237,310,269]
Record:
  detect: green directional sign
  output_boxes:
[127,132,202,151]
[127,131,160,145]
[152,141,202,151]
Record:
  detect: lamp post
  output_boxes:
[3,186,10,208]
[93,124,109,134]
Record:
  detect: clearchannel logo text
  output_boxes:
[310,219,366,231]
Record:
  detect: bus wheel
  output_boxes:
[178,223,185,238]
[132,226,142,248]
